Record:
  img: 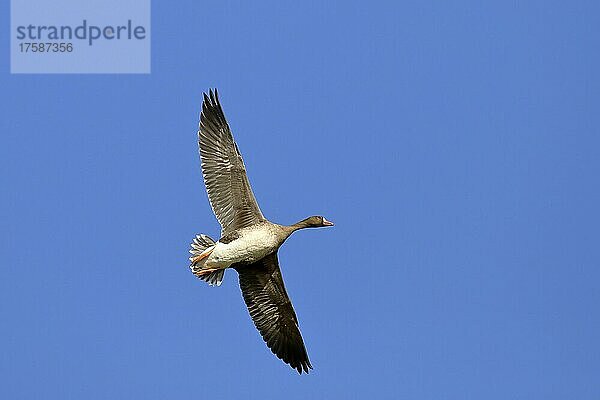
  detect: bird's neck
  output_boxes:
[286,219,310,235]
[282,218,312,237]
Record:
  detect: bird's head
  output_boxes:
[300,216,334,228]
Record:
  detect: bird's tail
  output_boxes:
[189,234,224,286]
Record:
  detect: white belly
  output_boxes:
[205,228,279,269]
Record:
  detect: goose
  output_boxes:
[189,89,333,374]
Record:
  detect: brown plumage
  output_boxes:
[190,89,333,374]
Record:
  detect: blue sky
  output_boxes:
[1,1,599,399]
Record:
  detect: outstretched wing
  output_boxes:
[198,89,265,235]
[234,253,312,374]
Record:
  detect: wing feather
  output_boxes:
[234,253,312,374]
[198,89,265,234]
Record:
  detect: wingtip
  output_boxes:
[287,355,313,374]
[209,88,218,106]
[201,88,222,111]
[295,361,313,375]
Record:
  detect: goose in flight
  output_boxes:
[189,89,333,374]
